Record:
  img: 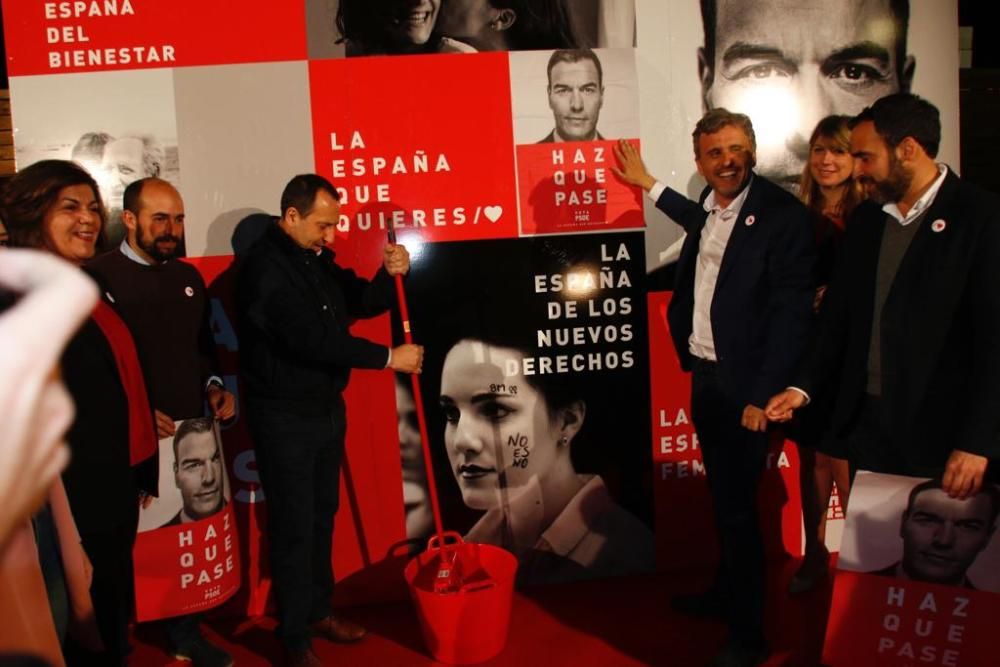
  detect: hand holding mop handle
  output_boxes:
[387,230,463,593]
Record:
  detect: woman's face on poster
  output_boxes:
[388,0,441,46]
[439,339,562,510]
[436,0,492,40]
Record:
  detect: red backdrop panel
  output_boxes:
[308,53,519,254]
[516,140,644,235]
[3,0,307,76]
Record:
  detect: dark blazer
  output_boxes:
[61,319,149,533]
[797,170,1000,474]
[656,175,815,408]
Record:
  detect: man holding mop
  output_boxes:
[237,173,423,667]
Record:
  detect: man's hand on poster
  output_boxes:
[155,409,175,439]
[384,243,411,276]
[611,139,657,192]
[207,383,236,421]
[741,404,769,432]
[764,388,807,422]
[391,344,424,374]
[942,449,989,500]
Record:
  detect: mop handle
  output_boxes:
[387,232,447,546]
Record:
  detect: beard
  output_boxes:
[138,227,182,262]
[862,153,912,205]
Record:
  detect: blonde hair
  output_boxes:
[798,115,863,220]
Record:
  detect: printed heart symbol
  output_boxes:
[484,206,503,222]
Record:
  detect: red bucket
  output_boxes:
[404,532,518,664]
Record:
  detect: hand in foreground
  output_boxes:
[390,344,424,374]
[764,389,807,422]
[942,449,989,499]
[741,404,769,432]
[155,409,176,439]
[384,243,411,276]
[0,250,97,547]
[611,139,657,191]
[207,384,236,421]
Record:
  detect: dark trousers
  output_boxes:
[247,397,346,652]
[843,395,897,479]
[163,613,204,651]
[690,359,768,648]
[66,521,137,666]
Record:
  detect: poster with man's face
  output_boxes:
[838,473,1000,591]
[133,418,239,621]
[138,418,232,531]
[9,68,181,248]
[510,48,643,234]
[699,0,913,190]
[636,0,960,275]
[824,472,1000,666]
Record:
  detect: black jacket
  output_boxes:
[796,171,1000,473]
[62,318,154,533]
[658,175,815,408]
[236,223,394,415]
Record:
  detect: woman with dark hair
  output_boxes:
[336,0,475,56]
[1,160,157,664]
[436,0,577,51]
[789,115,864,594]
[437,320,652,584]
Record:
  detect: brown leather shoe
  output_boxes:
[285,647,322,667]
[310,615,368,644]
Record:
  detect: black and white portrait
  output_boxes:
[637,0,960,277]
[306,0,636,59]
[510,48,639,145]
[839,472,1000,592]
[138,418,232,532]
[9,68,180,248]
[396,231,654,585]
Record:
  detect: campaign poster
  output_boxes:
[396,231,654,585]
[0,0,306,76]
[511,48,643,234]
[7,68,179,247]
[638,0,962,277]
[309,52,519,255]
[824,472,1000,667]
[134,418,240,621]
[306,0,637,59]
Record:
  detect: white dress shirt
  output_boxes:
[649,180,752,360]
[883,164,949,226]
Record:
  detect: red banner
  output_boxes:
[133,418,241,621]
[134,505,240,621]
[824,572,996,667]
[2,0,306,76]
[309,53,519,249]
[516,140,644,234]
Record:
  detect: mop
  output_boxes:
[387,229,495,595]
